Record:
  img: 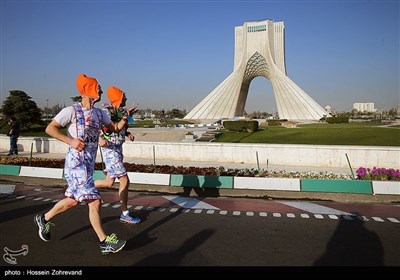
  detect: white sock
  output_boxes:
[122,210,129,216]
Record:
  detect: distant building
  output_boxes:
[324,105,332,113]
[353,103,377,113]
[324,104,336,116]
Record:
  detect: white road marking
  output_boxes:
[0,184,16,194]
[277,201,353,215]
[163,195,220,210]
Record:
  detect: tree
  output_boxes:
[0,90,43,129]
[51,103,64,116]
[388,108,398,119]
[168,108,185,119]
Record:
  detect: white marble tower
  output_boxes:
[184,19,329,121]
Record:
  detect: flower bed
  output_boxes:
[0,156,398,181]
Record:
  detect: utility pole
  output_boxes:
[46,99,49,119]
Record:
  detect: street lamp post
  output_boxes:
[46,99,49,119]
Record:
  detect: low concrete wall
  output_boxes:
[1,135,399,169]
[1,165,398,196]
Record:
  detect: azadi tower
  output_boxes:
[184,19,329,121]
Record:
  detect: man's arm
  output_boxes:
[105,117,128,133]
[45,120,84,151]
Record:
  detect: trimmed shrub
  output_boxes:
[326,117,349,123]
[223,120,258,132]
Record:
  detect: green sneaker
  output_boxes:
[99,233,126,255]
[34,214,54,242]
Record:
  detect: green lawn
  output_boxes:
[4,122,400,146]
[213,123,400,146]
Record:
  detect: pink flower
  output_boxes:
[356,167,400,181]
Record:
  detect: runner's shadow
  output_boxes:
[182,175,220,198]
[1,202,55,224]
[313,213,384,266]
[124,205,184,250]
[132,228,215,266]
[59,215,116,240]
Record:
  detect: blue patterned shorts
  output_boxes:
[64,147,101,202]
[100,143,127,179]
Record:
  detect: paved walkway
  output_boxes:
[4,184,400,219]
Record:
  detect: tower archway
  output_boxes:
[245,76,274,115]
[184,19,329,121]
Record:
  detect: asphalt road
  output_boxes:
[0,183,399,275]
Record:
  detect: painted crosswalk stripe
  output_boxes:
[163,195,220,210]
[219,210,228,215]
[0,184,16,194]
[342,215,354,220]
[372,217,384,222]
[233,211,241,216]
[314,214,324,219]
[273,213,281,217]
[357,216,369,221]
[328,215,339,220]
[287,213,295,218]
[300,214,310,218]
[259,212,267,217]
[246,212,254,216]
[387,218,399,223]
[278,201,353,215]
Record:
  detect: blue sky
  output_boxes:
[1,0,399,114]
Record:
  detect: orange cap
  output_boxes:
[76,74,99,99]
[107,86,124,108]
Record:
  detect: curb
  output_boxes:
[1,165,399,197]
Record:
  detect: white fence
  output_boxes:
[0,135,399,169]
